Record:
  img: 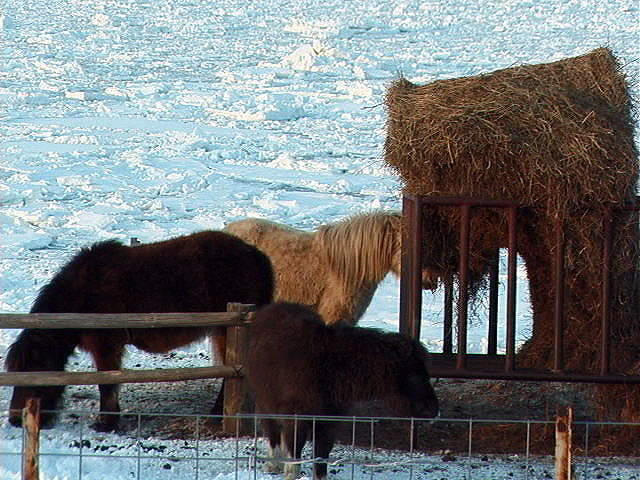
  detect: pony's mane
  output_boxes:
[314,211,401,287]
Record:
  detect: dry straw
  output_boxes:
[384,48,640,428]
[384,47,638,216]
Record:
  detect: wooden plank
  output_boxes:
[428,353,640,383]
[0,366,239,386]
[555,406,573,480]
[0,312,246,329]
[222,303,254,434]
[399,194,423,339]
[22,398,40,480]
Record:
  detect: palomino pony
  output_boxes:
[224,211,439,326]
[5,230,274,431]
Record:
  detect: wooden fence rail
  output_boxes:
[0,311,246,329]
[0,366,239,387]
[0,303,254,433]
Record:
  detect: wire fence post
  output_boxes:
[22,397,40,480]
[555,406,573,480]
[222,303,254,434]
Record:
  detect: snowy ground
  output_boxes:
[1,0,639,478]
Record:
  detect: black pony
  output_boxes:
[246,302,439,480]
[6,230,273,431]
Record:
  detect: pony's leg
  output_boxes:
[317,276,374,326]
[210,327,226,364]
[88,339,125,432]
[311,421,337,480]
[317,295,354,326]
[209,328,226,418]
[262,418,284,474]
[94,384,121,432]
[281,418,309,480]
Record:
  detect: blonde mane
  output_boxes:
[314,211,401,288]
[223,211,409,325]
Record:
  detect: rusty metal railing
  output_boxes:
[399,194,640,384]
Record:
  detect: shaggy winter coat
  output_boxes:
[6,230,273,431]
[224,211,440,326]
[246,302,439,480]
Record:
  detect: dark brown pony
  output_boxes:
[6,230,273,431]
[246,302,439,480]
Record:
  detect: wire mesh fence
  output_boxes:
[1,409,638,480]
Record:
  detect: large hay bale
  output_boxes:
[385,47,637,213]
[384,48,640,425]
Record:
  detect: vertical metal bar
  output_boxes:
[408,418,415,480]
[553,219,565,372]
[369,418,375,480]
[399,194,414,337]
[234,414,240,480]
[467,418,473,480]
[487,248,500,355]
[253,416,259,480]
[525,421,531,480]
[584,422,590,480]
[195,415,200,480]
[456,204,471,369]
[400,194,423,339]
[79,413,84,480]
[443,274,454,354]
[410,196,424,339]
[312,417,317,473]
[293,415,298,469]
[136,413,142,480]
[351,417,356,480]
[409,418,415,454]
[506,206,518,372]
[600,207,613,375]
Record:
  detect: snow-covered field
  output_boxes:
[1,0,639,478]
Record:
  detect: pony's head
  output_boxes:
[8,386,65,429]
[399,343,440,419]
[383,212,444,290]
[5,330,75,428]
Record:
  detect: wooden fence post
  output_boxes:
[22,397,41,480]
[222,303,254,434]
[555,406,572,480]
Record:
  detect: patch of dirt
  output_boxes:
[86,377,639,457]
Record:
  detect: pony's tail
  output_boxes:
[5,329,81,373]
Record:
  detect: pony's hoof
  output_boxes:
[91,419,119,432]
[284,463,301,480]
[9,412,57,429]
[262,461,284,474]
[8,415,22,428]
